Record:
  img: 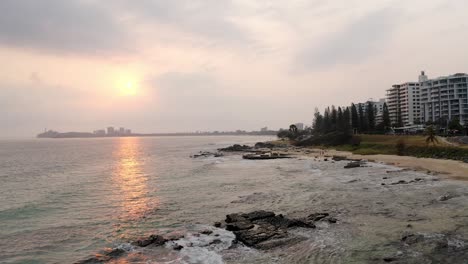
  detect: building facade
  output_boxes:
[420,73,468,125]
[386,81,421,126]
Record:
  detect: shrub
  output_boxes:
[350,136,362,147]
[396,138,406,156]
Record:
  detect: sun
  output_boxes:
[118,79,138,96]
[123,81,136,96]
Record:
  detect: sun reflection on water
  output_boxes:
[112,137,155,222]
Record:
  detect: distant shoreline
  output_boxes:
[36,132,278,139]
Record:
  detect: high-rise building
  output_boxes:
[107,127,115,135]
[294,123,304,130]
[420,72,468,125]
[386,80,421,126]
[353,98,386,125]
[119,127,125,134]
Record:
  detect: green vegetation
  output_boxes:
[334,134,468,162]
[278,102,468,161]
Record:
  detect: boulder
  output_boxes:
[222,210,322,249]
[344,161,361,169]
[133,234,167,247]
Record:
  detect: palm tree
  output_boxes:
[425,125,439,146]
[289,124,298,134]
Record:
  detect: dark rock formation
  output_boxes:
[344,161,361,169]
[254,142,276,149]
[191,151,223,158]
[332,155,348,161]
[218,144,252,152]
[220,210,335,249]
[132,234,167,247]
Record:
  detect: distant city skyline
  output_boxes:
[2,0,468,137]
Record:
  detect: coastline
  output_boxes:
[267,141,468,181]
[324,149,468,181]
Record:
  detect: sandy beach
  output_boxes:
[326,149,468,180]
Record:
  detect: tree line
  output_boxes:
[312,102,391,135]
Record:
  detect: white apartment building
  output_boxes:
[354,99,386,124]
[386,80,421,126]
[420,72,468,125]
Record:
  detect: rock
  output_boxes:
[254,142,275,149]
[214,222,222,227]
[383,177,388,179]
[332,155,348,161]
[191,151,223,158]
[241,210,275,221]
[173,245,184,250]
[105,248,125,257]
[344,161,361,169]
[200,230,213,235]
[226,221,254,231]
[391,180,408,185]
[218,144,252,152]
[133,235,167,247]
[324,158,328,161]
[307,212,329,221]
[438,194,454,201]
[75,255,111,264]
[401,233,425,245]
[222,211,319,249]
[383,256,398,262]
[226,213,247,223]
[327,217,338,223]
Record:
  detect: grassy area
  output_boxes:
[334,134,468,161]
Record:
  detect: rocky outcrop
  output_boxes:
[132,234,167,247]
[344,161,361,169]
[219,210,336,249]
[254,142,276,149]
[191,151,223,158]
[218,144,252,152]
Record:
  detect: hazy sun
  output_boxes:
[117,77,138,96]
[122,81,136,96]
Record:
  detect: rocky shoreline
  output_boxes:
[76,141,468,264]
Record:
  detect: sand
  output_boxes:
[306,148,468,180]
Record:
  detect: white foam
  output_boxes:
[167,226,236,264]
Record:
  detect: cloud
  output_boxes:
[295,7,401,70]
[114,0,251,46]
[0,0,130,55]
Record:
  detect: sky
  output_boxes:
[1,0,468,137]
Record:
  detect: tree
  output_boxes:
[337,107,344,131]
[382,103,391,130]
[425,125,439,146]
[351,104,359,132]
[366,102,375,132]
[323,107,332,133]
[289,124,298,134]
[312,108,323,134]
[358,104,367,133]
[448,118,463,133]
[331,106,338,131]
[396,107,403,127]
[343,107,351,134]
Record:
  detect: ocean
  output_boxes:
[1,136,468,264]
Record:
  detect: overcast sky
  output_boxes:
[1,0,468,137]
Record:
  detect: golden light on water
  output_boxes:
[112,137,155,221]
